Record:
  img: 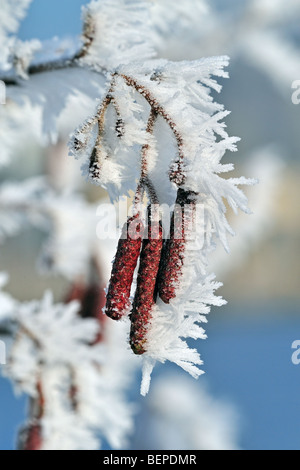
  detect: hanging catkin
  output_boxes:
[19,422,43,451]
[105,214,144,320]
[158,189,197,304]
[130,211,163,355]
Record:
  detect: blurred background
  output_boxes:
[0,0,299,450]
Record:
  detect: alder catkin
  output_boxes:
[157,189,197,304]
[18,422,43,451]
[130,212,163,355]
[105,214,144,321]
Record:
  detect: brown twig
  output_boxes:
[120,73,186,187]
[134,109,159,207]
[1,8,105,85]
[89,77,127,178]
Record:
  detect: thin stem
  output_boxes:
[89,89,114,173]
[74,10,96,61]
[144,177,159,206]
[30,380,45,420]
[140,109,157,181]
[134,109,159,209]
[69,367,79,412]
[0,59,78,85]
[1,8,106,85]
[119,73,186,187]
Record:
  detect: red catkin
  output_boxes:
[18,381,44,450]
[18,422,43,451]
[130,213,163,355]
[105,214,144,321]
[157,189,197,304]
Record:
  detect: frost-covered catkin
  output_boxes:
[158,189,197,304]
[18,422,43,451]
[130,212,163,355]
[105,214,144,320]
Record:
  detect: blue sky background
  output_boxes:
[19,0,88,41]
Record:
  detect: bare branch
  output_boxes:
[0,56,106,86]
[0,6,105,85]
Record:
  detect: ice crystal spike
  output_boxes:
[105,214,144,321]
[66,281,107,343]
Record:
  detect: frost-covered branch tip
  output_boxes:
[70,54,255,395]
[4,284,135,450]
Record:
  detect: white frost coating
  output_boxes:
[8,291,100,369]
[0,0,39,74]
[8,67,106,143]
[129,59,254,393]
[40,324,136,450]
[126,60,249,390]
[1,0,261,416]
[2,0,256,398]
[10,38,41,79]
[80,0,155,70]
[5,292,136,450]
[0,0,33,37]
[74,320,137,449]
[140,273,225,396]
[74,56,250,204]
[70,75,150,201]
[0,0,265,450]
[40,366,100,451]
[73,56,254,393]
[117,57,241,191]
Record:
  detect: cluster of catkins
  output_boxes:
[74,73,200,356]
[105,189,197,355]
